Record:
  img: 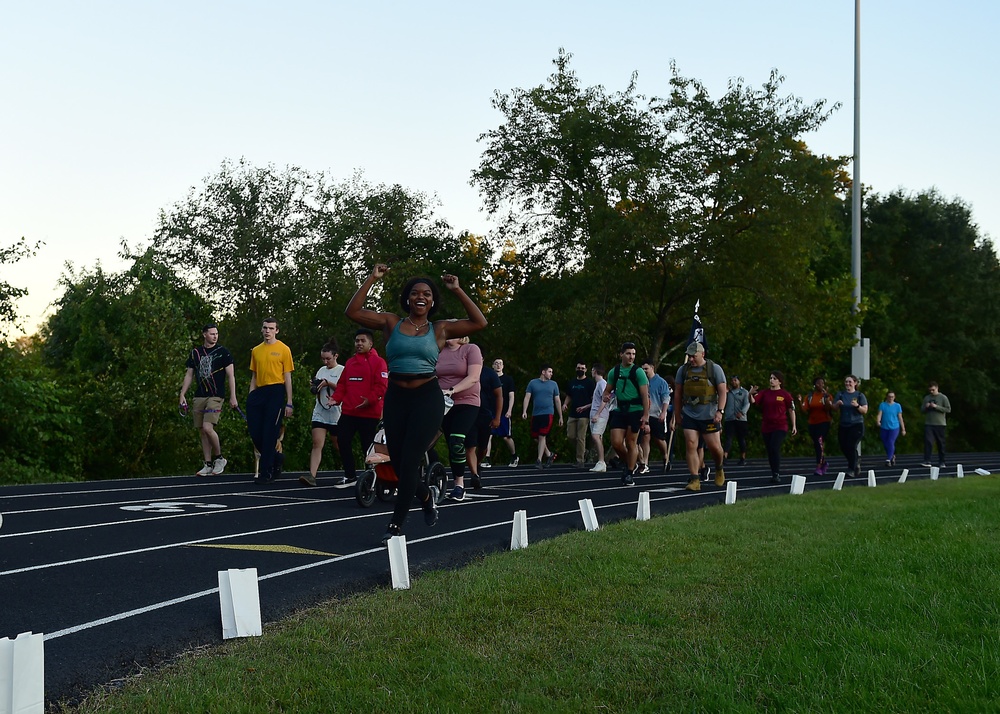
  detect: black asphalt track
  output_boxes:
[2,452,998,706]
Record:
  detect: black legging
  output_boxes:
[337,414,379,480]
[839,423,865,472]
[383,380,445,528]
[441,404,478,480]
[808,421,831,465]
[762,430,787,476]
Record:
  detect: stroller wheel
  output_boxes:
[355,469,378,508]
[426,462,448,504]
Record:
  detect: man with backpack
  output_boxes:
[599,342,650,486]
[673,341,728,491]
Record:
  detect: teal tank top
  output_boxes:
[385,320,439,375]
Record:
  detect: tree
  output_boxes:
[0,237,41,337]
[473,52,858,380]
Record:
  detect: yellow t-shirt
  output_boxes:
[250,340,294,387]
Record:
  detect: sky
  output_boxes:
[2,1,998,337]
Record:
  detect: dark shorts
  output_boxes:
[530,414,554,438]
[681,413,722,434]
[311,421,339,435]
[491,415,512,438]
[609,410,643,433]
[467,408,493,449]
[649,417,667,440]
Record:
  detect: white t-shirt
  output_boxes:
[311,364,345,425]
[590,377,609,417]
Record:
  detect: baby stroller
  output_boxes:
[356,423,448,508]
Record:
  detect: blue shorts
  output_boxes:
[491,415,512,438]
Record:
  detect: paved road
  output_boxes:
[2,452,997,706]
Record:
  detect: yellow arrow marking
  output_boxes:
[190,544,338,557]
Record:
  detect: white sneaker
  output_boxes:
[196,462,213,476]
[211,457,228,475]
[590,461,607,472]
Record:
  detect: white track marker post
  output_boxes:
[930,466,940,481]
[0,512,3,531]
[510,510,528,550]
[0,631,44,714]
[790,475,806,495]
[898,468,909,484]
[976,468,991,476]
[219,568,262,639]
[725,481,737,505]
[957,464,964,479]
[579,499,600,531]
[387,536,410,590]
[833,472,846,491]
[636,492,651,521]
[867,470,877,488]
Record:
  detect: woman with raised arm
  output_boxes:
[345,263,488,544]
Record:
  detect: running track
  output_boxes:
[2,453,998,706]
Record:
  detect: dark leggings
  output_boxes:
[762,430,787,476]
[337,414,379,479]
[441,404,478,480]
[808,421,831,465]
[246,384,285,478]
[839,423,865,471]
[384,380,445,528]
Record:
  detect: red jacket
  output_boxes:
[331,348,388,419]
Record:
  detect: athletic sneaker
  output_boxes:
[509,456,519,468]
[534,460,543,469]
[480,459,492,469]
[920,462,933,468]
[298,474,317,487]
[623,471,635,486]
[470,474,483,490]
[447,486,466,502]
[423,486,439,526]
[770,474,781,484]
[211,456,228,475]
[738,458,747,466]
[590,461,607,472]
[196,462,214,477]
[382,523,402,544]
[639,462,650,475]
[546,452,558,467]
[700,465,711,482]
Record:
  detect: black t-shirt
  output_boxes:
[498,374,516,414]
[185,345,234,398]
[478,367,503,417]
[567,376,596,414]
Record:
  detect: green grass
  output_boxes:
[64,477,1000,713]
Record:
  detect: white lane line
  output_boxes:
[1,488,334,515]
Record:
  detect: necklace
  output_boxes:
[405,316,430,333]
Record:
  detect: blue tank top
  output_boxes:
[385,320,439,374]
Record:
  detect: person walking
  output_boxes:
[437,336,483,502]
[722,375,751,466]
[800,377,834,476]
[920,382,951,468]
[832,375,868,478]
[749,371,797,483]
[562,361,596,467]
[179,323,238,476]
[302,339,344,487]
[599,342,650,486]
[330,328,388,486]
[673,342,727,492]
[522,365,562,468]
[344,263,487,544]
[876,390,906,467]
[247,318,294,483]
[588,364,609,472]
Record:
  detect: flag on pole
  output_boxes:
[687,300,707,353]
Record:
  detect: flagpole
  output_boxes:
[850,0,870,379]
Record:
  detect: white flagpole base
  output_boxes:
[579,499,599,531]
[219,568,262,639]
[833,472,846,491]
[898,468,909,483]
[0,631,44,714]
[387,536,410,590]
[510,510,528,550]
[636,492,651,521]
[790,475,806,495]
[725,481,737,505]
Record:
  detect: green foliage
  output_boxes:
[0,237,42,336]
[0,341,83,484]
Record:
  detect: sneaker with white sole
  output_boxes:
[211,456,228,475]
[590,461,607,472]
[509,456,519,468]
[196,462,213,477]
[480,459,492,469]
[446,486,466,502]
[639,462,650,474]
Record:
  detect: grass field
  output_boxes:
[64,477,1000,713]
